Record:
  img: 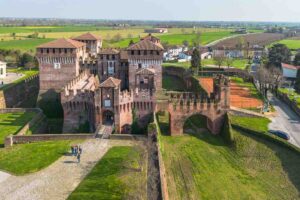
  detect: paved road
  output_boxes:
[268,92,300,148]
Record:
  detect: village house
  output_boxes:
[281,63,300,83]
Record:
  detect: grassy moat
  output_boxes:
[157,112,300,200]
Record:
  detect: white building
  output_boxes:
[0,61,6,78]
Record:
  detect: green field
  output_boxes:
[0,38,53,52]
[157,112,300,200]
[273,38,300,50]
[231,115,271,133]
[0,140,81,175]
[0,112,36,145]
[68,146,147,200]
[163,74,186,91]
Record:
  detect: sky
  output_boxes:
[0,0,300,22]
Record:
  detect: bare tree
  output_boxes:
[213,55,226,68]
[225,57,234,68]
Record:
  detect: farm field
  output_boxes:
[0,140,81,175]
[0,26,234,51]
[156,112,300,200]
[212,33,285,49]
[272,38,300,50]
[0,112,36,145]
[68,146,147,200]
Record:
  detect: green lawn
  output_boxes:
[230,77,263,100]
[163,74,186,91]
[157,112,300,200]
[0,112,36,145]
[0,140,80,175]
[68,146,147,200]
[0,38,53,52]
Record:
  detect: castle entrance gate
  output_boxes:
[102,110,114,125]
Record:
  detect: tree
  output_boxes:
[192,32,201,48]
[294,52,300,66]
[225,57,234,68]
[19,53,34,67]
[191,48,201,74]
[129,39,134,46]
[213,55,225,68]
[182,40,189,47]
[295,69,300,93]
[268,44,291,68]
[131,109,141,135]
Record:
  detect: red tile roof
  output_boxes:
[37,38,85,49]
[127,39,164,51]
[73,32,101,41]
[98,48,120,54]
[100,77,121,88]
[281,63,300,70]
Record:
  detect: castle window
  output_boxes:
[104,100,111,108]
[144,51,147,55]
[52,49,55,53]
[54,63,61,69]
[59,49,62,54]
[138,50,141,55]
[47,49,49,53]
[138,63,142,69]
[106,55,109,60]
[156,51,160,55]
[100,55,103,59]
[150,50,153,55]
[41,49,43,53]
[108,62,114,75]
[131,50,134,55]
[65,49,67,54]
[112,55,115,60]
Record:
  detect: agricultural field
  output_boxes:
[68,146,147,200]
[272,37,300,50]
[0,112,36,145]
[212,33,285,49]
[157,112,300,200]
[0,140,81,175]
[0,26,234,51]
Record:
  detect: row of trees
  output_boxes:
[0,49,37,69]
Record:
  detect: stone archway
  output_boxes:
[102,110,114,125]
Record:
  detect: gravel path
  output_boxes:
[0,139,135,200]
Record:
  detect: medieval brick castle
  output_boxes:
[36,33,164,133]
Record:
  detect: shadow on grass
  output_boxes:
[236,129,300,193]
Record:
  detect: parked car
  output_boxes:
[268,130,290,140]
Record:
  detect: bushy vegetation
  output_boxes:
[0,140,80,175]
[0,112,36,145]
[162,74,186,91]
[68,146,147,200]
[156,112,300,200]
[278,88,300,108]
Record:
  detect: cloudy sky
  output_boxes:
[0,0,299,22]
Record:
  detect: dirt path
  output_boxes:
[0,139,136,200]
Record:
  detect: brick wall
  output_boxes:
[0,75,39,109]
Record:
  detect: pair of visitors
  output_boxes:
[71,144,83,163]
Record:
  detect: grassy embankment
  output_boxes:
[230,77,263,100]
[0,111,36,145]
[278,88,300,109]
[156,112,300,199]
[68,146,147,200]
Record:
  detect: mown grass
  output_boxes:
[0,140,81,175]
[0,112,36,145]
[156,112,300,200]
[68,146,147,200]
[0,38,53,52]
[230,77,263,100]
[162,74,186,91]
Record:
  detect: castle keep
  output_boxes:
[36,33,229,134]
[36,33,164,133]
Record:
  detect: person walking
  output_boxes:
[79,146,82,154]
[71,146,74,156]
[77,153,81,163]
[74,146,78,155]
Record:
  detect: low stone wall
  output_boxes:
[4,134,95,147]
[229,107,265,118]
[277,92,300,117]
[109,134,147,141]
